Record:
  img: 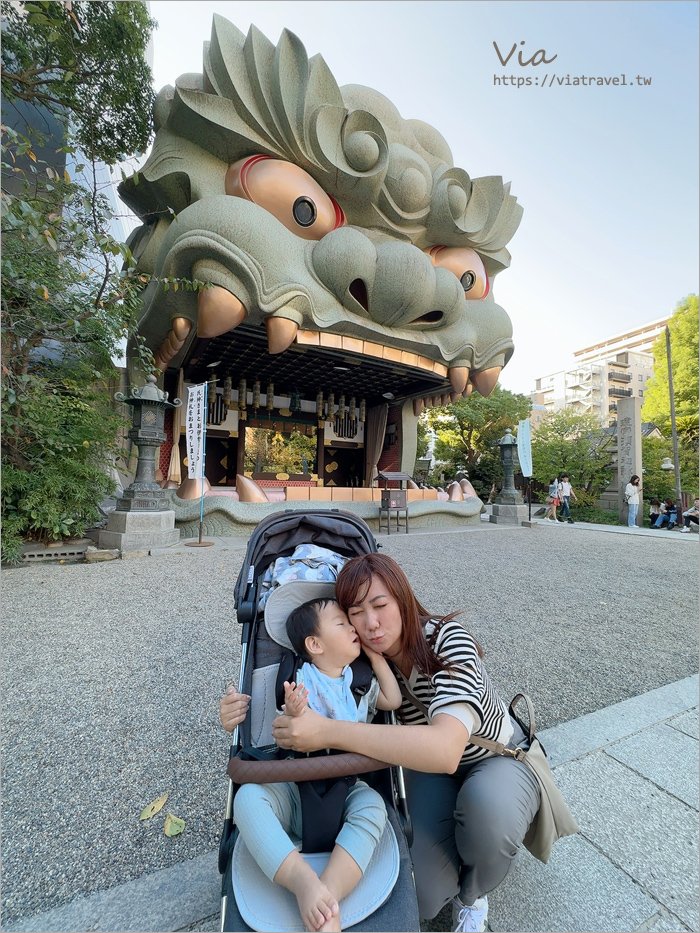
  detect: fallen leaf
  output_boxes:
[164,813,185,837]
[140,792,168,821]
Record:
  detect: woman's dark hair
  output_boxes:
[285,598,336,663]
[549,477,556,484]
[630,475,640,484]
[335,553,482,677]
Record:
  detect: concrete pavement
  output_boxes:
[2,518,697,933]
[6,675,697,933]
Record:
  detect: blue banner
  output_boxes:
[517,419,533,477]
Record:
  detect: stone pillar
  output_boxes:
[616,396,643,525]
[397,399,419,476]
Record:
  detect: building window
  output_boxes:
[638,390,644,397]
[638,374,643,381]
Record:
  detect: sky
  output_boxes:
[144,0,699,395]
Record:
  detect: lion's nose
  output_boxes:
[311,227,463,328]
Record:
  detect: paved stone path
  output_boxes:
[1,519,697,931]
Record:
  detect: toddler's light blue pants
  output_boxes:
[234,779,386,880]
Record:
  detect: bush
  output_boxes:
[2,457,116,554]
[569,503,619,525]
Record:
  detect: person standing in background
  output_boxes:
[556,474,577,524]
[624,475,643,528]
[544,478,559,522]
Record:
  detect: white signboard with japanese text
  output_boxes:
[186,383,207,479]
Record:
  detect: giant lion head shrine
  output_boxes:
[119,14,523,537]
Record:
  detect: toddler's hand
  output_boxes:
[283,680,309,717]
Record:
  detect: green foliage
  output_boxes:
[568,502,619,525]
[244,428,317,475]
[1,373,125,555]
[1,1,156,165]
[1,2,157,558]
[642,296,699,452]
[421,385,531,497]
[641,435,699,501]
[530,409,615,499]
[416,420,430,459]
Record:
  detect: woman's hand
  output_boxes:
[360,643,385,663]
[272,706,329,752]
[219,686,251,732]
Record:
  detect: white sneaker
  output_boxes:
[681,527,690,532]
[453,894,488,932]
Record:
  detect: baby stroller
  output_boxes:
[218,509,420,932]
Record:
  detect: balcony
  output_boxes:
[608,370,632,383]
[609,386,633,398]
[609,403,618,413]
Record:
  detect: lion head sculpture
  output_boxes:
[120,14,521,402]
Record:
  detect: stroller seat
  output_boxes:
[232,820,400,932]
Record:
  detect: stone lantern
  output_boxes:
[114,374,181,512]
[494,428,523,505]
[99,375,182,552]
[489,427,528,525]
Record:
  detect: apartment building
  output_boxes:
[529,319,666,429]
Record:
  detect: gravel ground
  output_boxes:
[1,524,697,928]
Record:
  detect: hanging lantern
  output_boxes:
[238,378,247,409]
[253,380,261,409]
[266,383,275,411]
[349,396,356,419]
[326,393,334,419]
[338,394,345,419]
[223,376,232,408]
[316,390,324,419]
[359,398,366,422]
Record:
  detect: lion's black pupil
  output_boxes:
[461,271,476,292]
[293,197,316,227]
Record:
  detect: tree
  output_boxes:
[530,409,616,502]
[416,419,430,459]
[642,435,699,502]
[1,2,157,560]
[642,296,699,452]
[1,1,156,165]
[421,386,531,497]
[244,428,317,475]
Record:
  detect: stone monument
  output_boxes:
[616,395,643,526]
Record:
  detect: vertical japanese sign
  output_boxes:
[186,383,207,479]
[517,419,533,477]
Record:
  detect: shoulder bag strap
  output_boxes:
[396,679,527,760]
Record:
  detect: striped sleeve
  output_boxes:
[396,619,512,764]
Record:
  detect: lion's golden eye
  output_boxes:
[225,156,344,241]
[424,246,489,300]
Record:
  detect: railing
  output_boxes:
[608,370,632,383]
[609,403,618,413]
[609,386,633,398]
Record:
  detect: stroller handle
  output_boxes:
[228,751,390,784]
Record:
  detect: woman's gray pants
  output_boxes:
[404,720,541,918]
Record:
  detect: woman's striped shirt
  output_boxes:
[394,618,513,765]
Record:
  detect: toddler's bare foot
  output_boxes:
[292,871,338,931]
[318,911,342,932]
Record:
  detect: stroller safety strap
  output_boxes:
[228,751,390,785]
